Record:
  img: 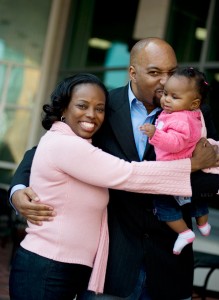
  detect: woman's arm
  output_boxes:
[11,137,219,225]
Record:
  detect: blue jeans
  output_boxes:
[78,266,151,300]
[154,196,209,222]
[9,246,92,300]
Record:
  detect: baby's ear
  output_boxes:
[191,98,201,110]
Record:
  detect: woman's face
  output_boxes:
[63,83,106,139]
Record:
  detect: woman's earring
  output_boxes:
[61,116,65,122]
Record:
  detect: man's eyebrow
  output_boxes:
[147,67,176,72]
[147,66,160,70]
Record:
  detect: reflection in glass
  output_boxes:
[205,69,219,133]
[103,42,129,90]
[0,0,52,185]
[207,1,219,61]
[0,108,32,184]
[166,0,210,62]
[0,108,32,163]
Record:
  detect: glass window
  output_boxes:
[0,0,52,185]
[60,0,139,89]
[206,69,219,132]
[207,1,219,60]
[166,0,210,62]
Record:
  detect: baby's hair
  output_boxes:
[173,67,210,103]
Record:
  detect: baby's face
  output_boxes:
[160,75,200,113]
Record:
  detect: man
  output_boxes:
[9,38,219,300]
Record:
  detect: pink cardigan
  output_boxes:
[21,122,192,293]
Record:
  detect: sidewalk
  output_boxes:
[193,207,219,297]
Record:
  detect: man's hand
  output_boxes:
[12,187,56,225]
[191,138,219,172]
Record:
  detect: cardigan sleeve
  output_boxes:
[42,134,192,197]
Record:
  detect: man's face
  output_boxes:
[129,42,177,110]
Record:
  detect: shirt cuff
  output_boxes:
[9,184,26,215]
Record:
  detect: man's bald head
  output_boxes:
[130,37,177,66]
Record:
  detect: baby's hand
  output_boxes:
[139,123,156,138]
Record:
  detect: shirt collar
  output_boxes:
[128,81,136,108]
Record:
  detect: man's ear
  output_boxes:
[129,65,136,82]
[191,98,201,110]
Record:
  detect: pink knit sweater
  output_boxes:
[149,110,202,161]
[21,122,192,293]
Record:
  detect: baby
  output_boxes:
[140,67,219,255]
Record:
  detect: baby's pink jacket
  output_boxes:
[149,110,202,160]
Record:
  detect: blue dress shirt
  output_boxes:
[128,83,161,160]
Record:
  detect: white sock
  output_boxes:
[197,222,211,236]
[173,229,195,255]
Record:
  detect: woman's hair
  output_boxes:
[42,73,108,130]
[173,67,210,103]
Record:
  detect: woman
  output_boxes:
[9,73,193,300]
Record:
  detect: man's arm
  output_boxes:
[191,104,219,198]
[201,103,219,140]
[10,137,219,226]
[11,188,55,225]
[9,146,55,225]
[9,146,37,211]
[190,138,219,172]
[9,146,37,189]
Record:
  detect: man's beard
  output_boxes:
[152,95,161,108]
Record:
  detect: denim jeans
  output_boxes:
[9,246,92,300]
[154,195,209,222]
